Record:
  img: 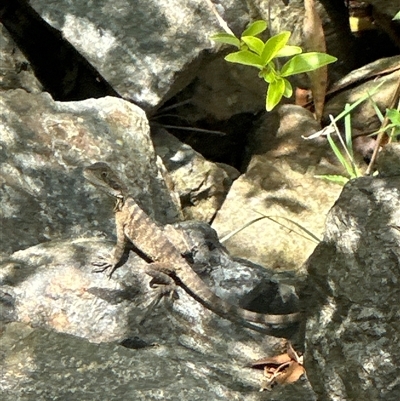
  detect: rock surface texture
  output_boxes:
[302,150,400,400]
[0,320,315,400]
[28,0,248,109]
[0,227,307,400]
[212,105,342,269]
[0,91,181,257]
[1,0,400,399]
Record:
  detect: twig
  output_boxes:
[203,0,235,35]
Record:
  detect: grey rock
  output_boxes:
[29,0,250,110]
[0,90,180,258]
[0,0,118,101]
[179,0,360,122]
[212,105,342,270]
[0,322,315,400]
[187,56,267,121]
[0,223,307,399]
[152,127,239,222]
[302,176,400,400]
[0,223,299,343]
[323,55,400,134]
[377,143,400,177]
[0,24,43,93]
[251,0,359,82]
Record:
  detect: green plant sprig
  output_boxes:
[211,20,337,111]
[311,81,386,184]
[368,105,400,141]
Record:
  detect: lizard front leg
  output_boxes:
[93,212,128,278]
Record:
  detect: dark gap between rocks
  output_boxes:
[0,0,120,101]
[151,107,260,171]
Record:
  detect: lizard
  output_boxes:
[83,162,301,335]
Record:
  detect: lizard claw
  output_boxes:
[91,261,117,278]
[145,269,179,303]
[151,283,179,300]
[137,283,179,326]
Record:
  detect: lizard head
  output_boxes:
[83,162,127,208]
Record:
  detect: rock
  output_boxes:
[176,0,364,122]
[212,105,342,270]
[0,0,119,101]
[370,3,400,49]
[251,0,359,83]
[302,175,400,400]
[0,321,316,400]
[26,0,249,109]
[152,127,240,222]
[0,90,180,257]
[365,0,400,18]
[0,223,307,398]
[0,220,300,342]
[0,24,42,93]
[185,56,268,122]
[377,143,400,177]
[323,55,400,135]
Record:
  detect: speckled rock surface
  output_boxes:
[0,223,300,343]
[152,127,240,222]
[0,24,42,93]
[0,321,315,401]
[28,0,249,110]
[0,91,180,258]
[302,173,400,400]
[212,105,341,270]
[0,228,309,400]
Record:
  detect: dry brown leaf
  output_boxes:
[295,87,312,107]
[274,361,305,385]
[303,0,328,122]
[287,341,303,364]
[250,342,305,390]
[250,353,293,368]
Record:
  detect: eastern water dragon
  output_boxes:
[83,162,301,335]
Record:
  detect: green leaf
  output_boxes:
[266,78,285,111]
[210,33,241,48]
[242,20,267,37]
[281,52,337,77]
[259,63,277,83]
[344,103,353,159]
[260,69,276,83]
[387,108,400,126]
[283,78,293,98]
[276,45,303,57]
[261,31,291,65]
[327,133,357,178]
[241,36,265,55]
[393,11,400,20]
[314,175,349,185]
[330,81,385,124]
[371,100,385,122]
[224,50,263,68]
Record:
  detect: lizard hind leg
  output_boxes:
[138,266,178,325]
[146,266,179,303]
